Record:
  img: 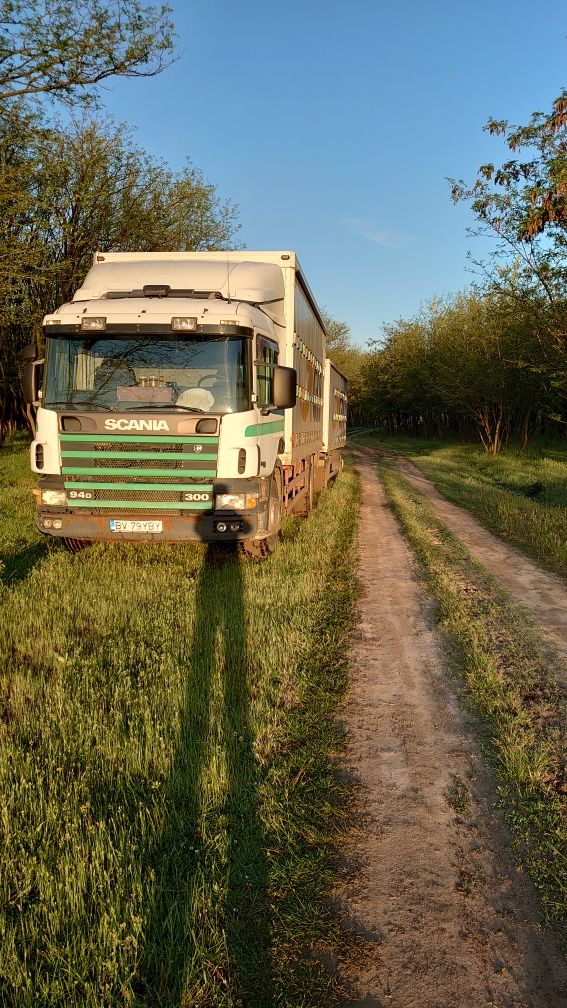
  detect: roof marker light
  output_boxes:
[171,316,198,332]
[81,317,106,330]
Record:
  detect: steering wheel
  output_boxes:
[197,373,218,387]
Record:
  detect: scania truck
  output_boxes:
[23,251,347,557]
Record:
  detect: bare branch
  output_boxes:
[0,1,176,107]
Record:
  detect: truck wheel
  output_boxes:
[295,459,314,517]
[62,537,91,554]
[241,472,281,560]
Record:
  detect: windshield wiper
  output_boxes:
[45,401,115,412]
[124,404,206,413]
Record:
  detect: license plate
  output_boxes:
[109,519,163,533]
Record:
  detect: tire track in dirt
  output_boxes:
[336,454,567,1008]
[391,455,567,672]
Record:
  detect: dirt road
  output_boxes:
[393,456,567,668]
[336,454,567,1008]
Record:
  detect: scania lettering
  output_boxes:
[24,251,347,557]
[104,418,171,431]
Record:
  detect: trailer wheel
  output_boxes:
[241,472,282,560]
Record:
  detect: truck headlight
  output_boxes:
[41,489,66,506]
[216,492,258,510]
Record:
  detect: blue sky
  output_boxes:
[101,0,567,346]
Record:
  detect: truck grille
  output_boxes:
[60,431,218,511]
[93,441,188,452]
[65,473,213,485]
[94,456,188,470]
[95,488,184,502]
[86,506,189,515]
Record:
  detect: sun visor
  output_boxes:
[73,258,285,314]
[227,262,285,325]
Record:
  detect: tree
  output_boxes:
[451,93,567,244]
[0,113,240,437]
[0,0,175,107]
[24,117,239,308]
[323,313,351,354]
[361,292,553,452]
[321,311,370,425]
[449,92,567,404]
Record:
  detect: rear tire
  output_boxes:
[295,459,314,517]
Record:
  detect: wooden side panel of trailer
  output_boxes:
[322,359,348,453]
[281,272,326,467]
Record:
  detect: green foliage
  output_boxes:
[358,92,567,441]
[450,91,567,398]
[361,290,564,452]
[321,311,369,426]
[451,93,567,244]
[0,452,360,1006]
[0,0,176,106]
[0,110,239,435]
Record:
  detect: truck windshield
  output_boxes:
[43,337,249,413]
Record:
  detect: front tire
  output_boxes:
[62,537,92,553]
[241,472,281,560]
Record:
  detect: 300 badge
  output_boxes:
[182,492,211,501]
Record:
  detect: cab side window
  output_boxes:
[256,336,279,407]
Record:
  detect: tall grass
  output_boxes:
[0,434,47,585]
[0,443,360,1007]
[357,434,567,578]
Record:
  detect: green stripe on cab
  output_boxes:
[61,450,218,460]
[62,467,217,477]
[244,420,284,437]
[64,482,212,492]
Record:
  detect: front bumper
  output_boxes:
[35,510,261,543]
[35,508,268,543]
[34,472,275,543]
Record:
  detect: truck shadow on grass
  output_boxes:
[0,539,49,586]
[134,545,274,1006]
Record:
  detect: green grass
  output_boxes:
[355,433,567,578]
[0,433,48,585]
[378,460,567,945]
[0,441,360,1007]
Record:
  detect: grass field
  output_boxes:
[354,434,567,579]
[0,433,49,587]
[379,460,567,946]
[0,440,360,1007]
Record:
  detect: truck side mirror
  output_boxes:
[273,366,297,409]
[23,362,39,405]
[21,344,43,406]
[22,342,39,362]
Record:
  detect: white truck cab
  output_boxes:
[25,251,347,556]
